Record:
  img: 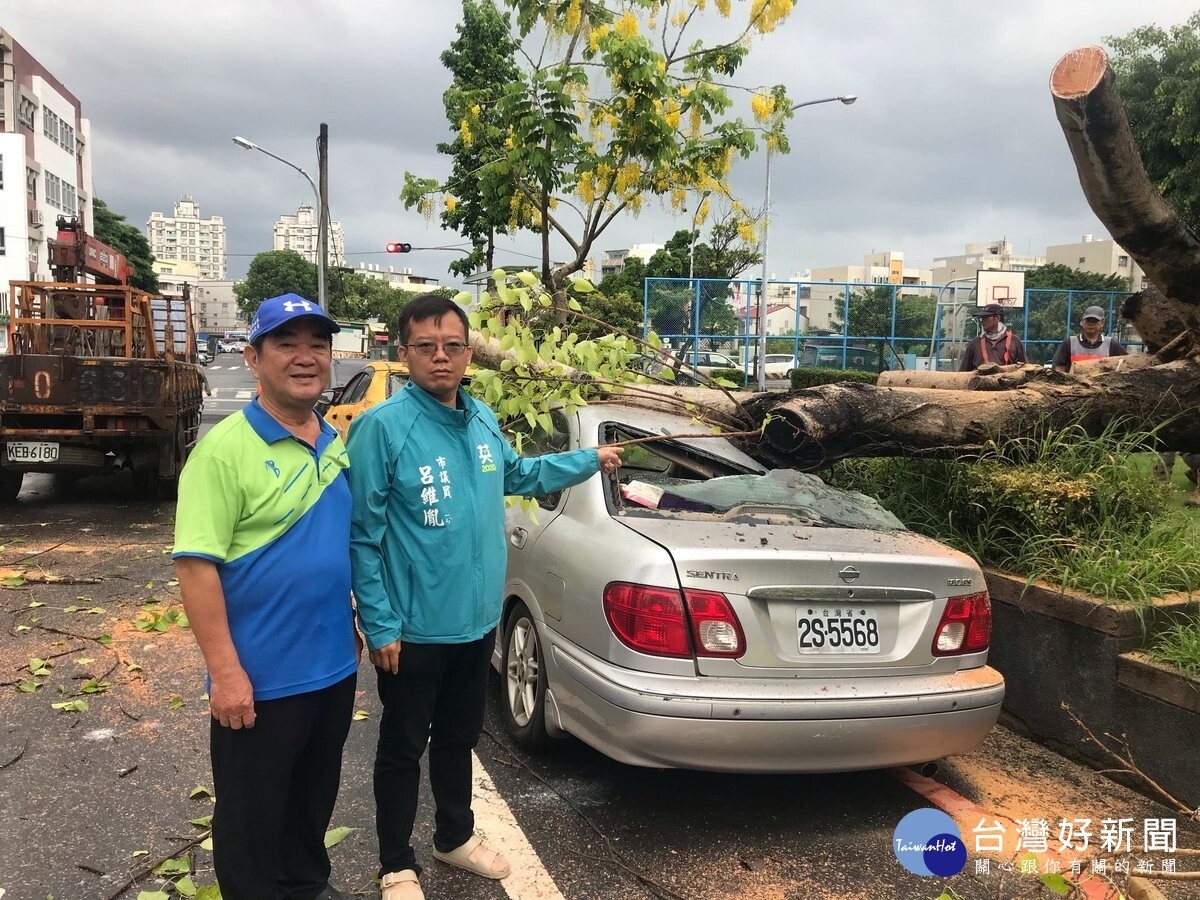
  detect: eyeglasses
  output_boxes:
[405,340,469,357]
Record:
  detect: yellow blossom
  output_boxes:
[444,196,458,213]
[459,118,474,145]
[750,92,776,123]
[565,0,583,32]
[738,220,759,243]
[614,11,638,38]
[715,0,731,15]
[749,0,794,34]
[588,23,611,52]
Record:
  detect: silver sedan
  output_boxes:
[494,403,1004,773]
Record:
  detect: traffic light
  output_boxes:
[385,242,412,253]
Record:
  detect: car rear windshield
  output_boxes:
[608,425,903,530]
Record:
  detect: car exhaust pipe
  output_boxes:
[911,761,939,778]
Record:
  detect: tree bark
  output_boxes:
[733,360,1200,468]
[1051,45,1200,335]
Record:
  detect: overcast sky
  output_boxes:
[3,0,1193,288]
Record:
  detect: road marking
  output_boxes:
[470,750,564,899]
[235,390,252,399]
[208,365,223,370]
[890,767,1113,898]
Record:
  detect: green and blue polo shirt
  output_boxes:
[173,399,357,701]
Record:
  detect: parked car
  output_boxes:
[196,347,211,365]
[320,359,475,440]
[219,338,247,353]
[494,403,1003,773]
[746,353,797,379]
[674,350,742,377]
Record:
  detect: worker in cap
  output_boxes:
[1051,305,1128,373]
[959,302,1028,371]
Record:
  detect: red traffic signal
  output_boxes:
[385,242,412,253]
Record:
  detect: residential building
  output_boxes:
[600,243,663,278]
[0,28,95,320]
[152,260,240,335]
[347,262,441,294]
[147,196,227,281]
[734,301,804,335]
[930,240,1043,287]
[809,250,933,329]
[1044,234,1146,291]
[272,202,345,267]
[192,280,241,336]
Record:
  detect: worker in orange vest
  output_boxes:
[959,303,1028,371]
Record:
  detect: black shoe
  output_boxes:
[313,886,352,900]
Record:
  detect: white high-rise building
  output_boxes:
[0,29,95,323]
[147,196,227,281]
[273,203,345,266]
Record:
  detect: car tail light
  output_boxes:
[684,589,745,657]
[603,583,746,659]
[931,590,992,656]
[603,582,691,658]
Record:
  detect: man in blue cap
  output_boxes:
[173,293,357,900]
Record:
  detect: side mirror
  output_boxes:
[315,389,336,416]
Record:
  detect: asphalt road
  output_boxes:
[1,360,1197,900]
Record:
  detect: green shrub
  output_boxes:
[789,367,877,390]
[1149,616,1200,677]
[709,367,748,388]
[833,419,1200,606]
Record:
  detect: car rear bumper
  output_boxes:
[545,638,1004,773]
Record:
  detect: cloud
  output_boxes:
[4,0,1191,287]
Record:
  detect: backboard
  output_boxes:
[975,270,1025,309]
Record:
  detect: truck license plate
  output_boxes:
[5,442,60,463]
[798,607,882,654]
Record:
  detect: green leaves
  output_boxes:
[324,826,354,848]
[51,699,88,713]
[189,785,213,801]
[135,607,189,633]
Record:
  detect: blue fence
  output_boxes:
[643,277,1136,372]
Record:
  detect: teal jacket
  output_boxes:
[347,381,599,648]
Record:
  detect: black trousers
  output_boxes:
[374,632,494,876]
[209,673,356,900]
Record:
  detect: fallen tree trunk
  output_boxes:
[1051,45,1200,336]
[734,359,1200,468]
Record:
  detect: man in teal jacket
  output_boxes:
[347,295,622,900]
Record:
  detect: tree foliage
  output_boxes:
[404,0,799,301]
[92,198,158,293]
[1022,263,1129,292]
[235,252,416,337]
[234,251,319,321]
[1107,12,1200,231]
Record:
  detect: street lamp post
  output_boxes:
[232,131,328,310]
[688,189,713,283]
[756,95,856,391]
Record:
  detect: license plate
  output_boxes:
[5,442,60,463]
[798,607,882,654]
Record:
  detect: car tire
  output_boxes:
[0,468,23,503]
[500,600,550,752]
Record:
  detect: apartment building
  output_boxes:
[1044,234,1146,291]
[273,202,345,267]
[0,29,95,318]
[931,240,1043,287]
[147,196,227,281]
[600,243,663,278]
[809,250,933,330]
[349,262,441,294]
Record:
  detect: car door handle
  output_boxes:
[509,527,528,549]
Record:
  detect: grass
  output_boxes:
[834,422,1200,673]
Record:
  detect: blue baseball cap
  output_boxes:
[247,293,341,343]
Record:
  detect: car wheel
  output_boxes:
[500,600,549,752]
[0,468,24,503]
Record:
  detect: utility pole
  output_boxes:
[317,122,329,311]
